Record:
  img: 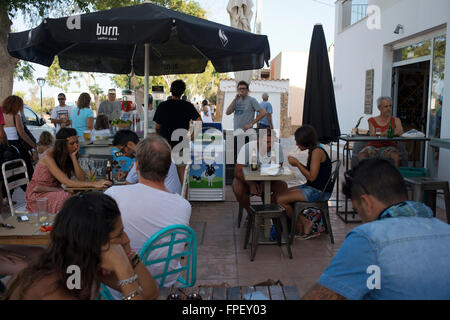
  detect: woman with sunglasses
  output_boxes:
[3,192,158,300]
[25,128,111,213]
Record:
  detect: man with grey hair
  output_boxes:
[257,92,273,129]
[105,135,191,291]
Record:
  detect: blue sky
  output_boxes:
[12,0,336,100]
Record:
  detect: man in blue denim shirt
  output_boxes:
[302,159,450,299]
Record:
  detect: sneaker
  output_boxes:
[293,232,305,240]
[298,232,320,240]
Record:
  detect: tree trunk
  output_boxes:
[0,7,18,102]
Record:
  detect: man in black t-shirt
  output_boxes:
[153,79,201,184]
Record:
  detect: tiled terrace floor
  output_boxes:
[190,138,448,297]
[1,137,448,298]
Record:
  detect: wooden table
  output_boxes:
[157,285,300,300]
[242,166,295,204]
[0,214,55,245]
[337,135,430,223]
[243,166,295,238]
[63,186,109,193]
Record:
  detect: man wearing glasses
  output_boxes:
[98,88,122,123]
[50,93,73,133]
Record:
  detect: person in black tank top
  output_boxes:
[276,125,332,238]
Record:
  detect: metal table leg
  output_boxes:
[264,181,271,239]
[335,140,362,223]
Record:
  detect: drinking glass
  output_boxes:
[83,130,92,141]
[36,198,49,227]
[375,129,382,137]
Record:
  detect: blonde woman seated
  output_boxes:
[25,128,111,214]
[358,97,404,167]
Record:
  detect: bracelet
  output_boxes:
[117,273,138,287]
[131,254,141,269]
[122,286,143,300]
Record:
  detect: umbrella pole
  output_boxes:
[144,44,150,138]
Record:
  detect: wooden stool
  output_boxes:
[244,204,293,261]
[404,177,450,224]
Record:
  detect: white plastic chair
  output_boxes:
[2,159,30,216]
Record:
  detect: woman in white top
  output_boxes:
[1,95,37,181]
[92,114,111,138]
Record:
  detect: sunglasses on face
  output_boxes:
[119,145,128,154]
[58,98,66,100]
[238,87,248,90]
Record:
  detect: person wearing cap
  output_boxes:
[98,89,122,123]
[257,93,273,129]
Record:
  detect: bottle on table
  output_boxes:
[387,118,394,138]
[251,149,258,171]
[106,160,113,181]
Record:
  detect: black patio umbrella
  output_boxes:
[7,2,270,76]
[8,3,270,136]
[302,24,340,144]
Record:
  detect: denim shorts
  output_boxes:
[298,184,331,202]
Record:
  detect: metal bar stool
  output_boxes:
[404,177,450,224]
[244,204,293,261]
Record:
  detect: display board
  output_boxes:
[188,122,225,201]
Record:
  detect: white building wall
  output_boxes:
[334,0,450,182]
[220,79,289,131]
[279,52,309,126]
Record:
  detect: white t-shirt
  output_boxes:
[91,129,111,138]
[237,140,284,165]
[126,161,181,195]
[51,105,73,133]
[104,183,191,295]
[201,105,213,122]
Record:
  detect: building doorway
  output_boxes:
[392,60,430,165]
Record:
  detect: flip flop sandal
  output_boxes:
[299,232,321,240]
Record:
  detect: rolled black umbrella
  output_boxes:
[302,24,340,144]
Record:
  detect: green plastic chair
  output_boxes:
[95,224,197,299]
[139,224,197,288]
[97,283,115,300]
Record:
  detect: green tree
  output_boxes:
[3,0,205,102]
[110,62,226,103]
[13,90,26,99]
[46,56,78,92]
[14,61,35,82]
